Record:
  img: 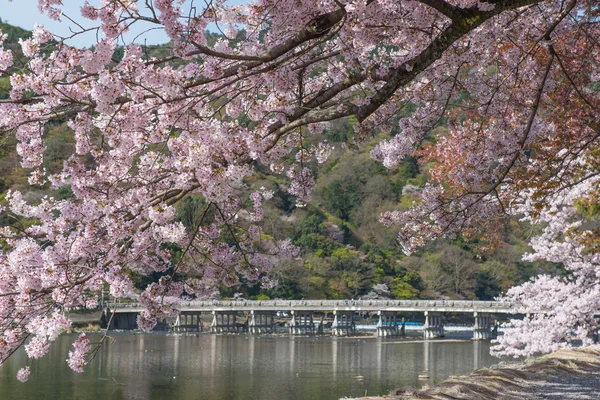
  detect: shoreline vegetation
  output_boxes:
[349,346,600,400]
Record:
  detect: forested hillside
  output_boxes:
[0,22,563,302]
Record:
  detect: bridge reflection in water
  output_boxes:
[2,333,499,399]
[104,299,518,340]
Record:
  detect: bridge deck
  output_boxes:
[109,299,518,314]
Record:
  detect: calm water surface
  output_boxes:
[1,333,498,400]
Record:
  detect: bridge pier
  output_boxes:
[473,312,491,340]
[107,300,516,336]
[317,315,325,334]
[174,311,203,332]
[423,311,444,339]
[249,310,275,333]
[103,308,139,330]
[101,308,112,329]
[377,311,403,337]
[289,310,315,335]
[211,311,238,333]
[332,311,355,336]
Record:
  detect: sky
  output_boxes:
[0,0,247,48]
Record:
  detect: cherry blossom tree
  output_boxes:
[0,0,599,379]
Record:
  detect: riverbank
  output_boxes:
[349,346,600,400]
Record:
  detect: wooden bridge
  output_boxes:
[104,299,520,340]
[111,299,517,313]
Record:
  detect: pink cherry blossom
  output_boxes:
[66,333,90,373]
[16,367,30,382]
[0,0,599,376]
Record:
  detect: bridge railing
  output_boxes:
[106,299,518,311]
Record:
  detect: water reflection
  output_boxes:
[419,341,431,380]
[376,339,382,381]
[331,338,337,379]
[474,340,481,370]
[1,334,499,400]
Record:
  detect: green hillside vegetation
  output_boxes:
[235,127,563,301]
[0,22,564,301]
[0,18,31,99]
[0,18,31,43]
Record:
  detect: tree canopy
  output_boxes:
[1,0,600,380]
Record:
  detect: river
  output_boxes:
[1,333,499,400]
